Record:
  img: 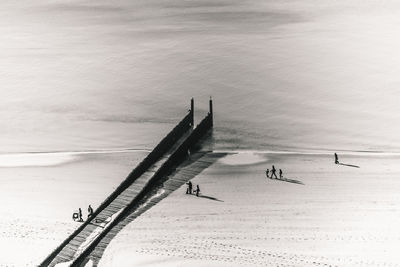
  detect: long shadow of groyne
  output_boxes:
[40,98,217,267]
[71,102,218,266]
[40,99,195,267]
[77,151,225,267]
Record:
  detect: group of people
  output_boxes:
[266,165,284,179]
[265,153,341,178]
[265,153,341,181]
[73,205,93,222]
[186,181,201,197]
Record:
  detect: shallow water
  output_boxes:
[1,0,400,154]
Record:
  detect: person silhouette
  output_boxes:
[271,165,277,179]
[186,181,193,194]
[334,153,339,164]
[266,169,270,178]
[88,205,93,218]
[78,208,83,222]
[279,169,283,179]
[195,185,200,197]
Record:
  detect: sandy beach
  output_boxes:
[0,151,144,266]
[1,151,400,266]
[97,152,400,267]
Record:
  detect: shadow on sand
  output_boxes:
[269,177,304,185]
[338,162,360,168]
[81,151,227,267]
[198,195,224,202]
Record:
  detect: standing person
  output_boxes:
[88,205,93,218]
[186,181,193,194]
[334,153,339,164]
[78,208,83,222]
[279,169,283,179]
[266,169,270,178]
[195,185,200,197]
[271,165,278,179]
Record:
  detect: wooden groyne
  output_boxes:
[71,105,215,266]
[39,98,215,267]
[40,100,195,267]
[73,151,225,267]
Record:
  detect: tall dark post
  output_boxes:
[209,96,213,126]
[190,98,194,127]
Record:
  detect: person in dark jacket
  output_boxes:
[195,185,200,197]
[279,169,283,179]
[266,169,270,178]
[334,153,339,164]
[78,208,83,222]
[186,181,193,194]
[271,165,278,179]
[88,205,93,218]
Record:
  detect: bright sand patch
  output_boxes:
[218,152,266,166]
[99,153,400,267]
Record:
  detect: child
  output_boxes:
[194,185,200,197]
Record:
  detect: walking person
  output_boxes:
[334,153,339,164]
[186,181,193,194]
[78,208,83,222]
[88,205,93,218]
[279,169,283,179]
[195,185,200,197]
[271,165,278,179]
[265,169,270,178]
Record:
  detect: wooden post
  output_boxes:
[209,96,213,126]
[190,98,194,127]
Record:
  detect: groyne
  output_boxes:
[40,100,195,267]
[40,98,215,267]
[73,151,225,267]
[71,105,214,266]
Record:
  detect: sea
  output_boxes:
[1,0,400,156]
